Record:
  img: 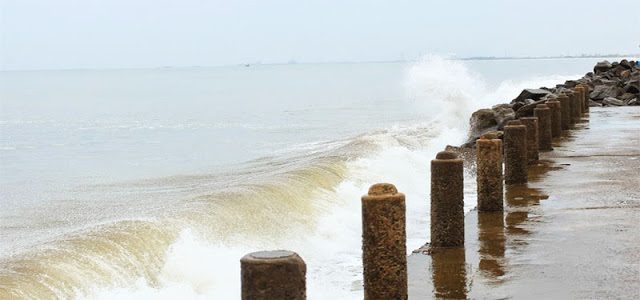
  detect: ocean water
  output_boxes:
[0,56,616,299]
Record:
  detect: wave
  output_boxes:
[0,55,582,299]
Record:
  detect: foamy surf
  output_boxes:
[0,56,586,299]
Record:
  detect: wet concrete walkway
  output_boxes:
[408,107,640,299]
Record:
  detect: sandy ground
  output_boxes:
[408,106,640,299]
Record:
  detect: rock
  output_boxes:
[620,59,633,69]
[622,80,639,94]
[563,80,579,88]
[621,93,636,101]
[512,102,525,111]
[467,109,497,142]
[627,98,639,106]
[588,99,603,107]
[511,89,551,104]
[602,97,625,106]
[491,104,515,130]
[594,60,613,74]
[589,85,621,100]
[481,130,503,140]
[515,99,546,118]
[465,104,515,146]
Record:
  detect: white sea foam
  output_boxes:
[82,56,583,299]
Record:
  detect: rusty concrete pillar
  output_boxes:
[557,94,571,130]
[583,85,590,113]
[503,120,527,185]
[570,91,581,123]
[573,88,583,118]
[519,117,539,164]
[361,183,407,299]
[477,137,503,212]
[565,91,576,125]
[546,100,562,138]
[431,151,464,248]
[241,250,306,300]
[534,104,552,151]
[577,84,590,113]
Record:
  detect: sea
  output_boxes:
[0,56,621,299]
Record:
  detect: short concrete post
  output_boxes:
[476,137,503,212]
[557,94,571,130]
[504,120,527,185]
[546,100,562,138]
[534,104,552,151]
[519,117,539,164]
[241,250,306,300]
[361,183,407,299]
[431,151,464,248]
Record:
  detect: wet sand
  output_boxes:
[408,107,640,299]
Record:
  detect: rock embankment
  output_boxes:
[464,59,639,146]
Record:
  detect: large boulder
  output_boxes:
[619,59,633,70]
[511,88,551,104]
[464,104,515,146]
[588,99,603,107]
[594,60,613,74]
[468,109,497,138]
[623,80,639,94]
[515,99,546,118]
[589,85,621,100]
[602,97,625,106]
[491,103,515,129]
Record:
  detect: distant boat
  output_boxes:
[244,64,250,67]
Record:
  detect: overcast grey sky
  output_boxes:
[1,0,639,70]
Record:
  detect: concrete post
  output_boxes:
[575,86,584,118]
[570,91,581,123]
[557,94,571,130]
[241,250,306,300]
[431,151,464,248]
[577,84,590,113]
[361,183,408,299]
[477,137,503,212]
[546,100,562,138]
[519,117,539,164]
[534,104,552,151]
[504,120,527,185]
[565,91,576,125]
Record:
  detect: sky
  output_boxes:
[1,0,639,70]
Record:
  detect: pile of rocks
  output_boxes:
[569,59,639,107]
[464,59,639,146]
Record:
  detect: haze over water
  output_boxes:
[0,57,624,298]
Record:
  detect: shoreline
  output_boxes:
[407,58,640,298]
[410,106,640,298]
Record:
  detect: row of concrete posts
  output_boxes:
[238,85,590,299]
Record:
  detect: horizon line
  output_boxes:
[1,53,638,73]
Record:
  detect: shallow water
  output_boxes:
[0,57,624,298]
